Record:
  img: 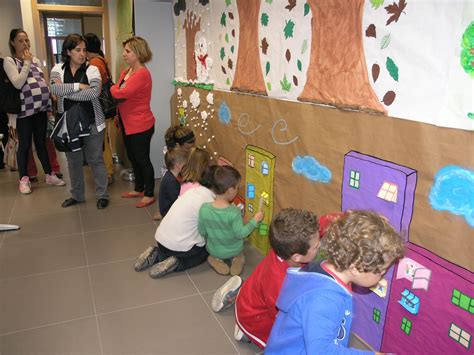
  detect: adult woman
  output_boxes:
[50,33,109,209]
[3,29,65,193]
[111,36,155,208]
[84,32,115,185]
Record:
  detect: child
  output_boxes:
[180,147,210,195]
[198,165,264,276]
[265,210,404,354]
[134,165,217,278]
[152,147,188,221]
[212,208,321,349]
[161,125,195,177]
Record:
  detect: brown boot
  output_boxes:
[207,256,230,275]
[230,253,245,276]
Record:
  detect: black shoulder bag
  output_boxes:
[96,57,117,119]
[0,57,21,114]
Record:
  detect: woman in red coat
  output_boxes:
[111,36,156,208]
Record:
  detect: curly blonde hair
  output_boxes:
[323,210,404,273]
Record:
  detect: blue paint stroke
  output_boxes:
[292,155,331,183]
[429,166,474,227]
[218,101,231,124]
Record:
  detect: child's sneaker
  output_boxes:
[19,176,32,194]
[230,253,245,276]
[149,256,179,278]
[212,275,243,312]
[208,256,230,275]
[234,324,251,343]
[134,246,159,272]
[46,173,66,186]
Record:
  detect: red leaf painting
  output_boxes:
[382,91,396,105]
[293,75,298,86]
[285,49,291,62]
[221,66,227,75]
[231,29,235,37]
[372,64,380,82]
[385,0,407,26]
[285,0,297,11]
[366,24,376,38]
[228,58,233,70]
[261,38,269,55]
[228,12,234,20]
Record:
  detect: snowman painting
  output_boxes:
[194,36,213,83]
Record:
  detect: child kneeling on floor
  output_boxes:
[265,210,404,354]
[212,208,322,349]
[134,165,217,278]
[198,165,264,276]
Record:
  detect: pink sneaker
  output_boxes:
[19,176,32,194]
[46,174,66,186]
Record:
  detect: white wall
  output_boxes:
[0,0,23,58]
[134,0,175,177]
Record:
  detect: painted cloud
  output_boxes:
[292,155,331,183]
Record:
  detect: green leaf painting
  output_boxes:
[301,39,308,54]
[386,57,399,81]
[261,13,269,26]
[225,0,231,6]
[266,62,270,76]
[267,82,272,91]
[230,45,235,54]
[225,33,229,43]
[380,34,391,49]
[220,47,225,60]
[304,3,310,16]
[265,0,273,3]
[226,77,230,85]
[468,112,474,120]
[220,13,226,27]
[284,20,295,39]
[297,59,302,71]
[370,0,385,9]
[280,74,292,91]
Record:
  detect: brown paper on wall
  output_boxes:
[172,87,473,272]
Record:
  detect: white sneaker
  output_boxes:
[46,173,66,186]
[19,176,32,194]
[234,324,251,343]
[211,275,242,312]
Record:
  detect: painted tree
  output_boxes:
[231,0,267,95]
[183,10,201,81]
[298,0,386,114]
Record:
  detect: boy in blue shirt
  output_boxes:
[266,210,404,354]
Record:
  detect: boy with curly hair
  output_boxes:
[266,210,404,354]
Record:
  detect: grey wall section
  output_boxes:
[134,0,175,178]
[0,0,23,58]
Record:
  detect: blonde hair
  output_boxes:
[323,210,404,273]
[122,36,152,63]
[181,147,210,183]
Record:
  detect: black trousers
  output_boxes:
[0,112,8,168]
[16,111,52,178]
[157,242,209,272]
[122,125,155,197]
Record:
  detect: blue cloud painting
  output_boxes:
[218,102,231,124]
[292,155,331,183]
[429,166,474,227]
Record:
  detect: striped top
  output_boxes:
[198,203,258,259]
[50,63,105,132]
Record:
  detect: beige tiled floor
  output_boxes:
[0,157,370,354]
[0,158,262,354]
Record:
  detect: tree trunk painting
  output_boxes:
[231,0,267,95]
[298,0,386,114]
[183,11,201,81]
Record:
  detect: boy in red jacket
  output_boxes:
[212,209,343,349]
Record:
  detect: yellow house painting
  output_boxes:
[245,145,276,255]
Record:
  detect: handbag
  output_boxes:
[0,58,21,114]
[96,57,117,119]
[51,103,91,152]
[4,127,19,170]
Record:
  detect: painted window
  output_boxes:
[412,267,432,291]
[349,170,360,189]
[398,289,420,315]
[248,154,255,168]
[377,181,398,203]
[261,162,269,175]
[373,308,381,324]
[449,323,472,349]
[259,223,269,236]
[401,317,412,335]
[247,183,255,199]
[451,289,474,314]
[260,191,269,206]
[248,203,254,213]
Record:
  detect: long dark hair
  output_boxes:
[84,33,105,57]
[61,33,86,64]
[9,28,27,55]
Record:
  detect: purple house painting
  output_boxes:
[381,243,473,354]
[341,151,417,350]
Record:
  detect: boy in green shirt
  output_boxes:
[198,165,264,275]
